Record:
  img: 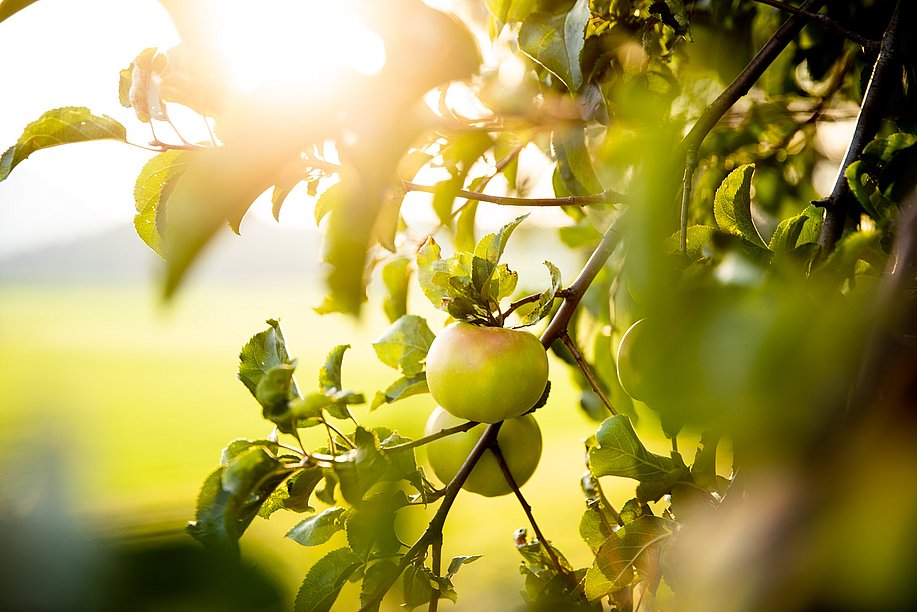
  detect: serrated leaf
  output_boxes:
[474,213,528,266]
[133,149,196,257]
[371,374,429,410]
[796,205,824,246]
[238,319,299,402]
[372,315,436,377]
[255,364,297,421]
[293,548,362,612]
[518,0,590,92]
[588,415,680,482]
[488,263,518,304]
[260,467,324,517]
[287,507,347,547]
[713,164,766,248]
[580,504,614,552]
[519,261,562,326]
[319,344,350,393]
[381,256,412,324]
[333,428,390,505]
[584,516,670,600]
[768,213,808,253]
[0,107,127,181]
[403,563,439,610]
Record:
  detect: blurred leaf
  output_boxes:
[271,160,307,221]
[589,415,681,482]
[238,320,297,399]
[649,0,692,38]
[552,124,602,196]
[584,516,670,599]
[0,0,37,22]
[519,261,563,326]
[372,315,436,377]
[381,257,412,324]
[287,507,346,547]
[360,559,401,611]
[293,547,362,612]
[255,364,297,422]
[221,439,280,465]
[372,374,429,410]
[863,132,917,163]
[665,225,717,259]
[0,107,127,181]
[319,344,351,393]
[403,563,440,610]
[714,164,766,248]
[333,428,391,505]
[315,470,339,506]
[432,177,463,227]
[486,0,536,24]
[345,490,407,560]
[455,200,479,252]
[260,467,324,517]
[690,430,721,492]
[519,0,590,92]
[314,182,343,225]
[133,149,196,257]
[372,194,404,252]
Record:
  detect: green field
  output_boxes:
[0,281,674,609]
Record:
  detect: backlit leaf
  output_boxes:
[133,149,196,257]
[0,107,127,181]
[293,548,362,612]
[588,415,679,482]
[519,261,562,326]
[519,0,590,92]
[381,256,412,324]
[713,164,766,248]
[287,507,346,547]
[371,374,428,410]
[584,516,670,599]
[319,344,351,393]
[372,315,436,377]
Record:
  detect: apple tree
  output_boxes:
[3,0,917,610]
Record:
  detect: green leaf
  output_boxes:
[293,548,362,612]
[333,428,391,505]
[372,194,404,252]
[314,182,343,225]
[650,0,692,38]
[584,516,670,600]
[446,555,482,579]
[713,164,766,248]
[552,124,602,196]
[238,319,296,398]
[473,213,528,266]
[863,131,917,162]
[768,213,808,253]
[372,315,436,377]
[486,0,536,24]
[345,490,407,560]
[255,364,297,421]
[518,0,590,92]
[188,461,290,556]
[287,507,347,547]
[360,559,401,612]
[588,415,680,483]
[371,374,429,410]
[319,344,351,393]
[417,237,449,308]
[381,256,412,324]
[0,0,38,23]
[796,205,824,246]
[665,225,718,259]
[133,149,196,257]
[259,467,324,517]
[403,563,439,610]
[580,504,614,553]
[519,261,563,326]
[845,161,893,218]
[0,107,127,181]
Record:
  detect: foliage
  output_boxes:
[4,0,917,610]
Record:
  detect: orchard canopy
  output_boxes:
[1,0,916,611]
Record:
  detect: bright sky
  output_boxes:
[0,0,562,258]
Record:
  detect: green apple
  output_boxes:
[425,322,548,423]
[423,407,542,497]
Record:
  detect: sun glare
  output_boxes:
[214,0,386,93]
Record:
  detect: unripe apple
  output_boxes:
[425,322,548,423]
[423,407,542,497]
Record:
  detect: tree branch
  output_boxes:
[817,0,902,252]
[679,0,826,245]
[402,181,626,207]
[429,532,443,612]
[385,421,479,452]
[560,332,617,416]
[750,0,879,50]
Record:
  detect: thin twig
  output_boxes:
[385,421,479,452]
[679,0,826,246]
[501,293,546,323]
[817,0,902,252]
[325,421,356,449]
[489,440,573,584]
[750,0,879,50]
[560,332,617,416]
[402,181,626,207]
